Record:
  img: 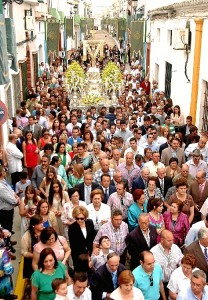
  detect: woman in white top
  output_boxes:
[87,189,111,231]
[111,270,144,300]
[167,253,197,300]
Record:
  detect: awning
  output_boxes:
[5,18,18,72]
[0,14,9,85]
[49,8,60,22]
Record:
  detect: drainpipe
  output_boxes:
[190,18,204,124]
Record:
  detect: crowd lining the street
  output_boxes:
[0,43,208,300]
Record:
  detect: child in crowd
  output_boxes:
[15,172,31,199]
[90,236,114,271]
[52,278,69,300]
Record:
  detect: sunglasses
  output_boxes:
[149,274,153,286]
[76,217,85,221]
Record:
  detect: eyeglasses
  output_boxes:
[151,132,157,134]
[76,217,85,221]
[149,274,153,286]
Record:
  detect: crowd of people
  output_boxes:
[0,43,208,300]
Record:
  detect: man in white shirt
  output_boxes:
[5,134,23,189]
[185,214,208,246]
[67,272,91,300]
[66,114,81,134]
[145,151,165,177]
[124,137,144,158]
[185,136,208,161]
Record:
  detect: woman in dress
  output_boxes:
[148,198,165,234]
[170,105,185,127]
[21,214,44,279]
[22,130,39,178]
[67,163,84,188]
[110,270,144,300]
[82,130,94,152]
[49,118,60,137]
[72,142,93,172]
[55,142,71,171]
[31,248,70,300]
[87,189,111,231]
[19,184,40,236]
[39,166,67,199]
[167,254,197,299]
[165,157,181,179]
[46,110,56,130]
[36,200,57,230]
[0,228,14,298]
[48,179,69,235]
[128,189,148,232]
[32,227,71,272]
[38,128,52,151]
[144,177,164,210]
[163,199,190,247]
[167,178,194,223]
[68,206,96,271]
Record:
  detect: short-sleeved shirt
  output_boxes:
[31,261,66,300]
[133,263,163,300]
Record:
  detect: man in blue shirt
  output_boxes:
[133,250,166,300]
[177,269,208,300]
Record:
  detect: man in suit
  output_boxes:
[184,227,208,278]
[139,115,151,136]
[178,115,193,137]
[156,167,173,198]
[75,172,99,204]
[161,137,185,167]
[189,170,208,222]
[132,167,150,193]
[97,174,116,204]
[23,116,42,141]
[109,148,125,170]
[90,252,126,300]
[159,133,174,156]
[126,213,157,270]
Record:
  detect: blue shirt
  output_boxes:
[128,201,148,231]
[133,263,162,300]
[177,286,208,300]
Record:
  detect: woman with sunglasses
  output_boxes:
[22,130,39,178]
[68,206,96,271]
[38,128,52,150]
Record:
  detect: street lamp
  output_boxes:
[2,0,23,4]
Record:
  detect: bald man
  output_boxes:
[173,164,195,187]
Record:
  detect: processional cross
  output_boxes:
[83,40,104,67]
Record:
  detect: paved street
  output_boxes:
[91,30,120,48]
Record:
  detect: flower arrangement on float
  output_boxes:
[102,61,122,92]
[82,92,103,106]
[65,61,85,91]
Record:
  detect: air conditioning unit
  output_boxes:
[26,16,35,31]
[173,28,189,50]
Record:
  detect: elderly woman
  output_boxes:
[167,178,194,223]
[87,189,111,231]
[144,177,164,210]
[32,227,71,271]
[110,270,144,300]
[128,189,148,231]
[91,141,104,164]
[165,157,181,179]
[167,254,197,300]
[31,248,70,300]
[68,206,96,271]
[163,199,190,246]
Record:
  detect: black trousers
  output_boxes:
[0,209,14,232]
[11,172,21,190]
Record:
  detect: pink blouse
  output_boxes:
[34,235,66,261]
